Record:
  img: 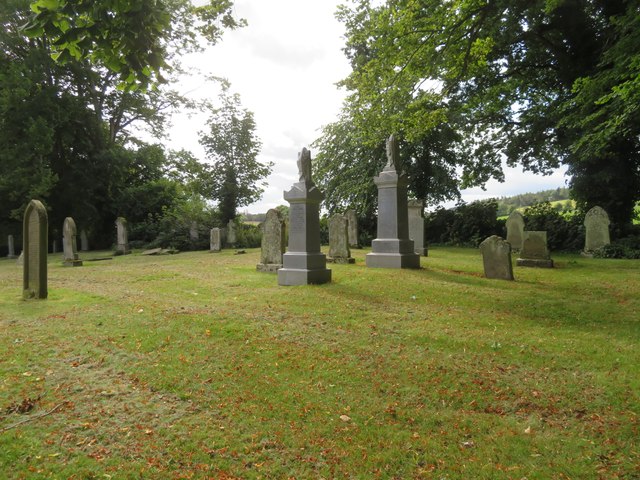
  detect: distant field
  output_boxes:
[1,248,638,478]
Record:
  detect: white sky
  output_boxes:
[166,0,569,214]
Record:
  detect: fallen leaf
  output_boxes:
[339,415,351,422]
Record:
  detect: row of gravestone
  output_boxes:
[505,206,611,256]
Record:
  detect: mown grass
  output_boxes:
[0,247,638,479]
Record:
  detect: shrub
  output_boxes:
[426,199,502,247]
[523,202,585,251]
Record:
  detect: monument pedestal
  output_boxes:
[63,259,83,267]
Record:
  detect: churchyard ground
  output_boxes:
[0,247,638,478]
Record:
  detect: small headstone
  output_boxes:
[257,209,286,272]
[80,229,89,251]
[226,220,237,247]
[516,231,554,268]
[62,217,83,267]
[583,206,610,254]
[115,217,131,255]
[479,235,514,280]
[23,199,48,299]
[408,199,428,256]
[345,209,360,248]
[210,228,222,252]
[7,234,17,259]
[328,214,355,264]
[505,211,525,252]
[366,134,420,269]
[278,148,331,285]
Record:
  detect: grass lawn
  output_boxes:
[1,247,638,479]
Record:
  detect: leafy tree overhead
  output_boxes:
[199,88,271,225]
[319,0,639,229]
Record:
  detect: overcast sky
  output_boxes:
[167,0,569,214]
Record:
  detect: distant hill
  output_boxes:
[496,187,571,216]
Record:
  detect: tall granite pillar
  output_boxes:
[366,135,420,269]
[278,148,331,286]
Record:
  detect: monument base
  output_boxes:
[415,248,428,256]
[516,258,554,268]
[63,259,83,267]
[257,263,282,273]
[278,252,331,285]
[327,257,355,264]
[366,252,420,269]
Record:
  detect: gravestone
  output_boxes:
[80,229,89,251]
[23,199,48,299]
[226,220,237,247]
[189,221,199,241]
[210,228,222,252]
[328,214,355,264]
[516,231,554,268]
[505,211,525,252]
[7,235,17,259]
[52,239,57,254]
[278,148,331,285]
[115,217,131,255]
[408,199,428,256]
[583,206,610,254]
[366,135,420,269]
[479,235,514,280]
[345,209,360,248]
[62,217,83,267]
[257,209,286,272]
[17,251,24,265]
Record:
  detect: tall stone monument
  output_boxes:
[345,209,360,248]
[62,217,83,267]
[479,235,514,280]
[80,229,89,251]
[278,148,331,285]
[328,214,355,264]
[366,135,420,269]
[115,217,131,255]
[23,199,48,299]
[516,231,554,268]
[505,211,525,252]
[583,206,610,254]
[7,234,17,259]
[210,228,222,252]
[257,209,286,272]
[408,199,428,256]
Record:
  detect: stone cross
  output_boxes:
[257,209,286,272]
[328,214,354,264]
[345,209,360,248]
[210,228,222,252]
[115,217,131,254]
[505,211,525,252]
[516,231,554,268]
[7,234,17,259]
[62,217,83,266]
[23,199,48,299]
[480,235,514,280]
[408,199,428,256]
[583,206,610,254]
[278,148,331,285]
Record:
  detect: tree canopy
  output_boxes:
[315,0,639,228]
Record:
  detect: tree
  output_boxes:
[199,89,271,225]
[24,0,244,90]
[320,0,639,229]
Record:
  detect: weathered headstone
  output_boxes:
[408,199,428,256]
[52,239,57,254]
[189,221,199,241]
[62,217,83,267]
[80,229,89,251]
[366,135,420,269]
[479,235,514,280]
[328,214,355,264]
[278,148,331,285]
[345,209,360,248]
[210,228,222,252]
[516,231,554,268]
[256,209,286,272]
[226,220,237,248]
[115,217,131,255]
[583,206,610,254]
[23,199,48,299]
[505,211,525,252]
[7,234,17,259]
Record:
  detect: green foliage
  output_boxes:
[425,199,502,247]
[496,188,571,216]
[233,222,262,249]
[199,88,271,225]
[593,234,640,259]
[522,202,585,251]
